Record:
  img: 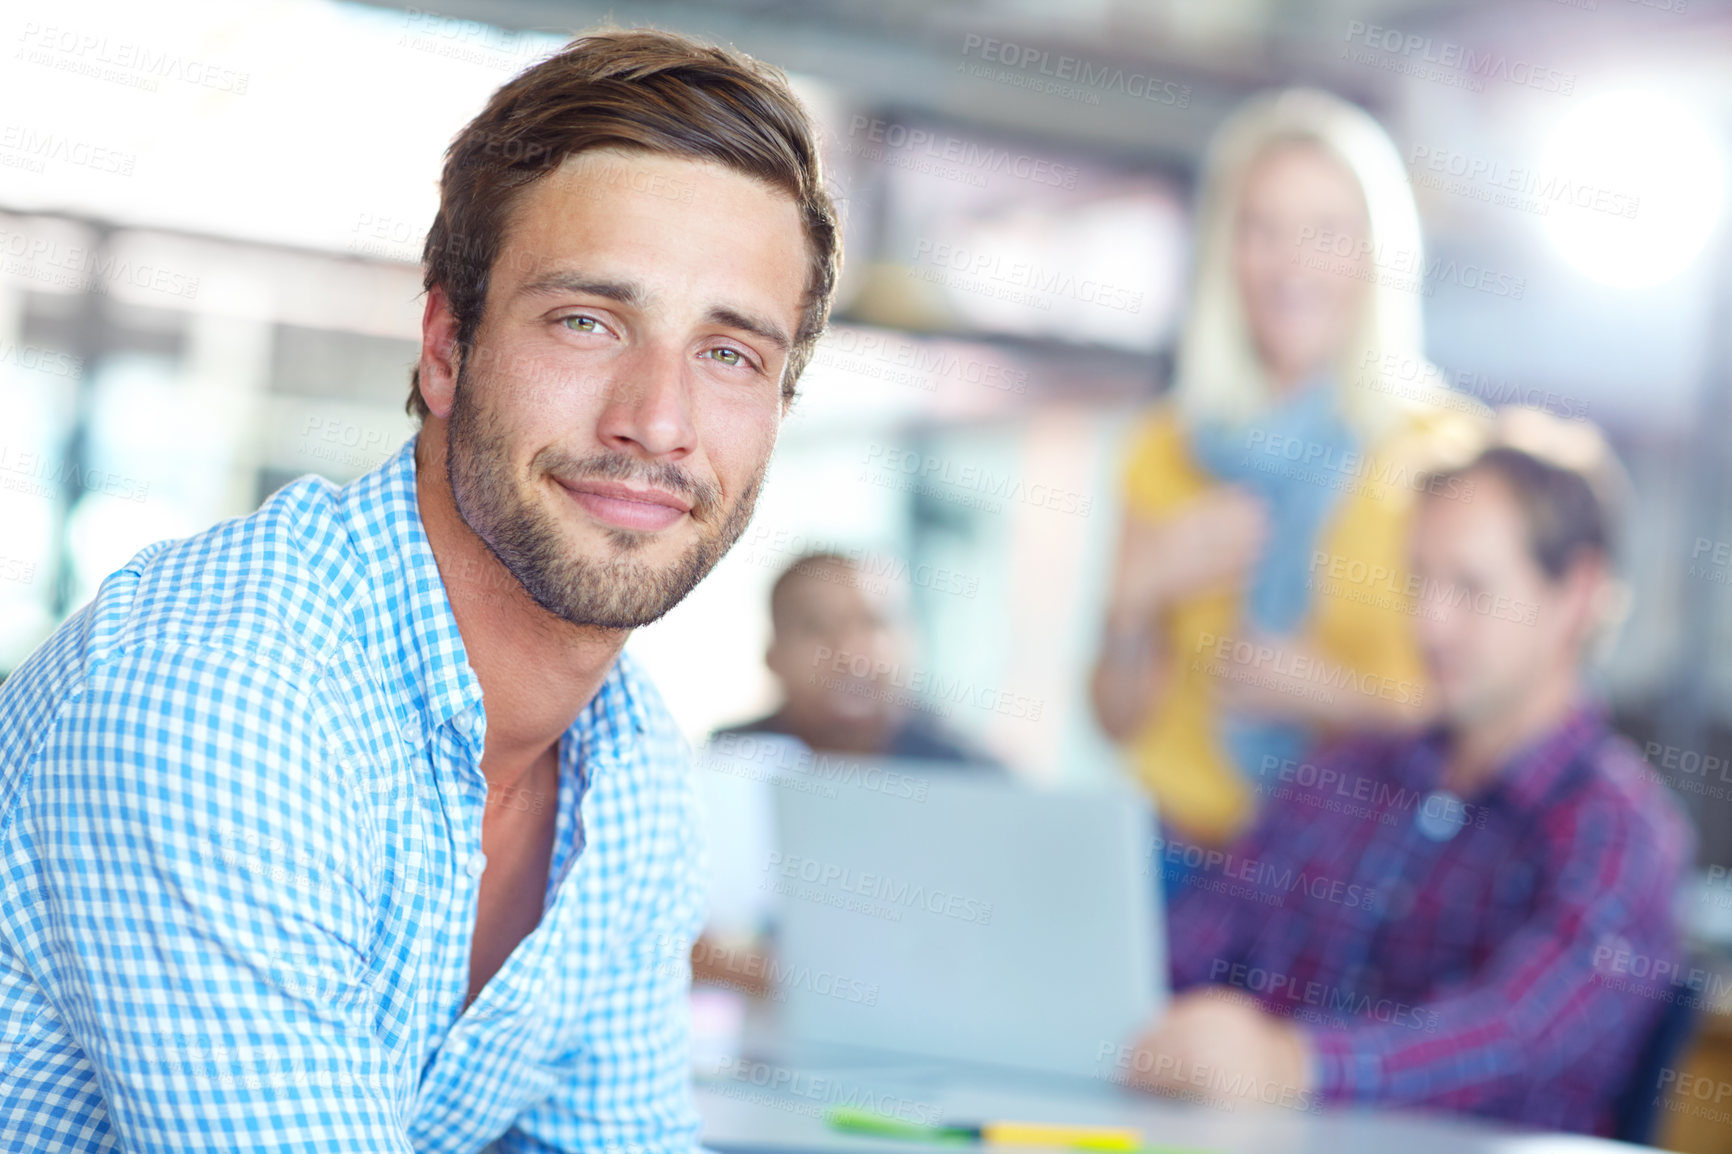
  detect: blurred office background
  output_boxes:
[2,1,1732,1139]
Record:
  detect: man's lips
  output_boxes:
[555,477,692,532]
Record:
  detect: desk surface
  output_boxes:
[695,1060,1663,1154]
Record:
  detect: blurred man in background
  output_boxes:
[695,551,999,996]
[1125,409,1691,1137]
[715,550,1001,766]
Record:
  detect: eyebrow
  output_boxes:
[707,306,791,354]
[517,270,792,354]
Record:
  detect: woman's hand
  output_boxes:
[1111,488,1269,619]
[1093,490,1269,742]
[1090,621,1167,743]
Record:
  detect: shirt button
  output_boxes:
[454,709,478,737]
[466,852,487,879]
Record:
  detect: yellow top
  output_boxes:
[1117,401,1483,847]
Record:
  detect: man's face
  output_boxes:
[1410,471,1589,729]
[441,148,808,629]
[767,563,911,725]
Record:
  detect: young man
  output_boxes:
[1124,411,1692,1136]
[0,29,839,1153]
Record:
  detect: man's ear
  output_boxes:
[1560,549,1610,647]
[418,285,462,420]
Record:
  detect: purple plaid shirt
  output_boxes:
[1166,700,1693,1135]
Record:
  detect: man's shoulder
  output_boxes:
[1471,722,1695,909]
[136,474,379,655]
[889,714,1004,769]
[0,475,373,762]
[709,710,788,742]
[1556,729,1695,862]
[119,474,369,658]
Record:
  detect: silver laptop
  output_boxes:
[759,757,1165,1081]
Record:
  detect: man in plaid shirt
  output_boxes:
[0,28,839,1153]
[1126,411,1693,1136]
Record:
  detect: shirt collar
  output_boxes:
[573,648,653,767]
[340,435,482,749]
[338,435,654,758]
[1488,698,1609,813]
[1402,697,1609,814]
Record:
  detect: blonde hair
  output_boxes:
[1173,88,1435,440]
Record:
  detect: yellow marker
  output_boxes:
[979,1122,1143,1151]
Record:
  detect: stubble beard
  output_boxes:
[444,361,767,629]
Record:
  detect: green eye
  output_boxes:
[563,315,599,333]
[707,347,743,367]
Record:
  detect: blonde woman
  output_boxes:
[1091,89,1484,858]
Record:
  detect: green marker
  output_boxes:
[825,1108,976,1145]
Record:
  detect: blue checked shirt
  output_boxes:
[0,437,709,1152]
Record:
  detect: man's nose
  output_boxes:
[594,343,698,459]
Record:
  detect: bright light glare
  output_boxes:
[1539,90,1727,288]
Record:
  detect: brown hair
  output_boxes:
[408,26,841,417]
[1425,408,1628,581]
